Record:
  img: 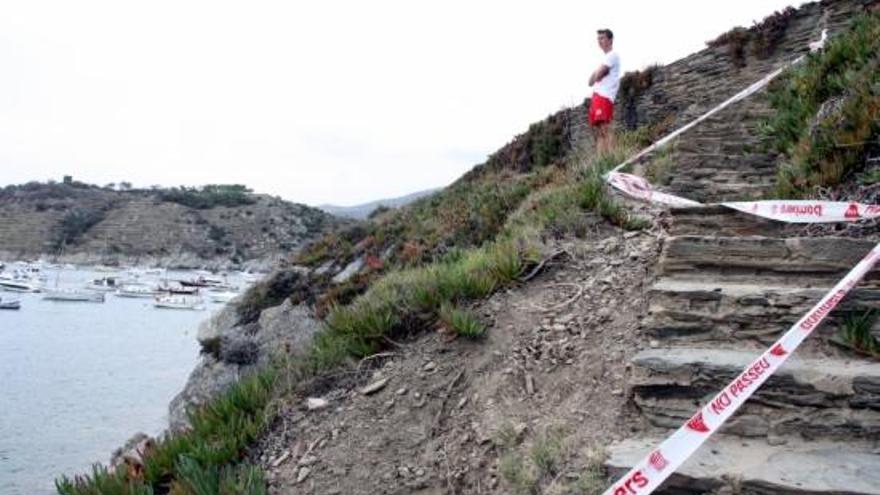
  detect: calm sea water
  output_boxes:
[0,268,232,495]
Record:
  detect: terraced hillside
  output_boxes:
[0,181,346,269]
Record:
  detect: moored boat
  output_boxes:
[84,277,125,292]
[179,277,221,288]
[153,295,205,311]
[0,278,42,293]
[208,291,238,303]
[157,283,199,295]
[0,297,20,310]
[43,288,105,303]
[115,285,160,298]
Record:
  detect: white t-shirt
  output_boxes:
[593,51,621,102]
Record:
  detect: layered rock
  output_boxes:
[169,293,320,430]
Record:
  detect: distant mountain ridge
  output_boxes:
[0,180,349,269]
[318,187,441,219]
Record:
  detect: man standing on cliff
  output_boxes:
[588,29,620,154]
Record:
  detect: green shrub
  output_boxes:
[764,13,880,197]
[486,112,571,173]
[172,456,266,495]
[367,204,392,219]
[56,465,154,495]
[644,141,678,186]
[530,428,564,476]
[707,7,797,67]
[499,453,537,495]
[572,448,609,495]
[840,309,880,355]
[439,303,486,338]
[51,207,108,250]
[159,185,256,209]
[578,149,649,231]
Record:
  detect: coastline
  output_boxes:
[0,250,283,272]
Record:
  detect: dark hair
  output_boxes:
[597,29,614,40]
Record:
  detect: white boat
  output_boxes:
[43,288,105,302]
[209,291,238,303]
[153,295,205,311]
[84,277,124,292]
[0,296,20,310]
[115,285,160,298]
[0,278,42,293]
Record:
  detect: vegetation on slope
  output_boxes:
[763,12,880,197]
[57,371,275,495]
[56,108,649,493]
[51,206,113,250]
[707,7,798,67]
[237,111,650,324]
[157,185,257,209]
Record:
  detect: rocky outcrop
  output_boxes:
[169,296,320,430]
[0,182,348,268]
[631,348,880,440]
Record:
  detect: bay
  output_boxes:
[0,267,234,495]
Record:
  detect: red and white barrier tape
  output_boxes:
[608,171,880,223]
[601,242,880,495]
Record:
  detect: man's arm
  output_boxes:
[589,64,610,86]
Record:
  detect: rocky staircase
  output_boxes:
[663,95,778,202]
[605,208,880,494]
[599,1,880,491]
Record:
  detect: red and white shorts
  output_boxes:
[589,93,614,127]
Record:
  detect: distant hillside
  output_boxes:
[0,180,350,269]
[318,187,441,220]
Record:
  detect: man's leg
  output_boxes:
[605,124,615,153]
[595,123,608,154]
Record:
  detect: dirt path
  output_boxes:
[254,229,661,494]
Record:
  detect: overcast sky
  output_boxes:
[1,1,809,206]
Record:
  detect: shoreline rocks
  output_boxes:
[168,297,320,430]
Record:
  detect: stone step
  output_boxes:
[629,348,880,441]
[644,278,880,344]
[675,139,768,155]
[667,206,788,237]
[667,176,775,190]
[661,182,774,204]
[668,169,777,184]
[606,436,880,495]
[672,154,777,169]
[658,236,880,286]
